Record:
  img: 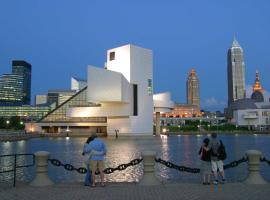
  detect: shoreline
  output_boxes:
[1,130,270,142]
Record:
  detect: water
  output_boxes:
[0,134,270,184]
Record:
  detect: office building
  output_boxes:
[0,105,51,121]
[251,71,264,102]
[12,60,32,105]
[186,69,200,110]
[227,37,246,106]
[0,74,24,106]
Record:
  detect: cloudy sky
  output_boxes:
[0,0,269,111]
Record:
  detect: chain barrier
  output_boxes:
[260,157,270,165]
[155,158,200,173]
[223,157,247,170]
[48,158,143,175]
[155,157,248,173]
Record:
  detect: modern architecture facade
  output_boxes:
[12,60,32,105]
[35,95,48,105]
[186,69,200,110]
[227,38,246,106]
[0,74,24,106]
[26,44,170,136]
[47,90,76,106]
[233,101,270,130]
[0,105,51,121]
[71,77,87,92]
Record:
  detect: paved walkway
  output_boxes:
[1,182,270,200]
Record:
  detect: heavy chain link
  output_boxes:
[48,158,143,175]
[260,157,270,165]
[155,157,248,173]
[223,157,247,170]
[155,158,200,173]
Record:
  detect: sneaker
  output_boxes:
[213,180,218,185]
[207,182,211,185]
[202,182,207,185]
[221,179,226,184]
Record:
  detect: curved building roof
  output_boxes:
[251,91,264,102]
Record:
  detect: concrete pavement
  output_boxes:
[1,182,270,200]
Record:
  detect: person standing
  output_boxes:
[209,132,226,184]
[84,133,107,187]
[82,136,104,186]
[198,138,211,185]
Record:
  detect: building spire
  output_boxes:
[253,70,263,92]
[232,35,240,47]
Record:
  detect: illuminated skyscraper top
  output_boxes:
[227,37,246,106]
[252,70,263,93]
[186,69,200,110]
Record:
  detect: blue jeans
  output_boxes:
[84,164,92,186]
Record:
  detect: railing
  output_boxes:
[0,153,35,187]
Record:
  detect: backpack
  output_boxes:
[218,140,227,160]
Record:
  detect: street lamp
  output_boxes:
[6,120,10,129]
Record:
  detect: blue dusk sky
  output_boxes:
[0,0,269,111]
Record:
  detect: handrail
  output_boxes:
[0,153,35,187]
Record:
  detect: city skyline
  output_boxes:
[0,1,269,111]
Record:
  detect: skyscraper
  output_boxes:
[0,74,24,105]
[227,37,246,106]
[12,60,32,105]
[186,69,200,110]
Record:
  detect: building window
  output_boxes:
[133,84,138,116]
[147,79,152,95]
[109,52,115,61]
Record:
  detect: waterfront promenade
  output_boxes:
[1,182,270,200]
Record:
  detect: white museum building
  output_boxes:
[26,44,173,136]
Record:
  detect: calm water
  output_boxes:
[0,135,270,184]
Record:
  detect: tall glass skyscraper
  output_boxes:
[227,38,246,106]
[186,69,200,111]
[12,60,32,105]
[0,74,24,105]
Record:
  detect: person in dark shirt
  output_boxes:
[199,138,211,185]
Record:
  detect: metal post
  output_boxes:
[156,112,161,136]
[244,150,267,184]
[13,154,17,187]
[139,151,160,185]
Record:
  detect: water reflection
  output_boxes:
[0,135,270,183]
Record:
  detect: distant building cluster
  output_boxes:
[226,38,270,130]
[0,60,31,106]
[0,60,51,120]
[162,69,201,118]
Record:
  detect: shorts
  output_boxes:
[90,160,104,174]
[211,160,224,172]
[201,161,211,175]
